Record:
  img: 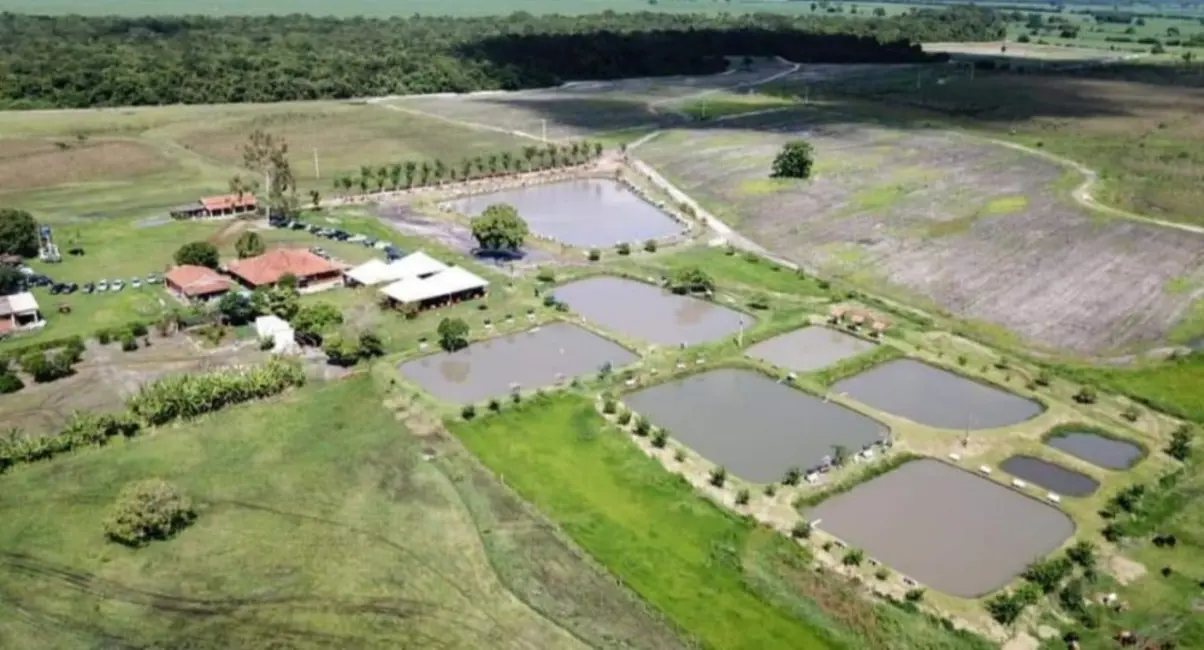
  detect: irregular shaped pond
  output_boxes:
[746,325,877,373]
[808,459,1074,598]
[999,455,1099,497]
[831,358,1043,429]
[445,179,684,248]
[1045,431,1143,470]
[554,276,752,346]
[624,368,886,483]
[399,322,636,404]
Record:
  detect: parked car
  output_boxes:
[96,280,108,292]
[131,278,142,289]
[49,283,65,295]
[362,238,377,247]
[82,282,95,294]
[146,273,161,284]
[309,246,329,259]
[111,279,125,291]
[307,224,322,234]
[347,234,365,244]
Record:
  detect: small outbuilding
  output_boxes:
[379,266,489,310]
[0,291,45,337]
[171,193,259,219]
[227,249,344,293]
[255,315,299,354]
[165,265,232,303]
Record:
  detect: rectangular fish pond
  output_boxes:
[624,368,887,483]
[444,179,684,248]
[1045,430,1144,470]
[398,322,637,404]
[746,325,878,373]
[554,276,752,347]
[999,455,1099,497]
[831,358,1043,429]
[808,458,1074,598]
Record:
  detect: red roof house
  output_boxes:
[200,194,258,215]
[165,265,232,302]
[226,249,343,289]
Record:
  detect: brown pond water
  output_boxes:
[398,322,637,404]
[831,359,1043,430]
[624,368,886,483]
[746,325,877,373]
[553,276,751,346]
[445,179,684,248]
[808,459,1074,597]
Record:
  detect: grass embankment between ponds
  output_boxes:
[452,394,995,650]
[0,376,688,650]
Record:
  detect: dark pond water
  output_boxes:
[624,368,886,483]
[746,325,877,373]
[831,359,1043,429]
[398,322,636,404]
[445,179,684,248]
[554,276,751,346]
[808,459,1074,598]
[999,455,1099,497]
[1045,431,1143,470]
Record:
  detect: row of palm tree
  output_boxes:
[331,141,606,195]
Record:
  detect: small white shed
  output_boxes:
[255,315,298,354]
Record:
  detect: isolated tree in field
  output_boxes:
[235,231,266,259]
[104,479,196,547]
[309,189,321,209]
[771,140,815,179]
[0,208,38,258]
[437,317,470,352]
[0,266,23,296]
[174,241,220,269]
[471,203,529,252]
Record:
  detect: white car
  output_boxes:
[131,278,142,289]
[96,280,109,292]
[111,279,125,291]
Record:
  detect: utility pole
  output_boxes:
[541,119,547,143]
[313,148,320,179]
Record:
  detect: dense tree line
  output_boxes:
[0,8,1005,109]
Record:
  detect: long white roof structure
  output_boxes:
[345,251,450,286]
[380,266,489,304]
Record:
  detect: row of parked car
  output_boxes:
[18,266,161,296]
[271,217,405,261]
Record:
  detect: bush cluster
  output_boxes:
[128,357,305,426]
[0,412,138,472]
[103,479,197,547]
[323,331,384,367]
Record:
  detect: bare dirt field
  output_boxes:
[636,109,1204,354]
[0,336,267,436]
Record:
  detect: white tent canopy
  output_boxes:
[345,251,450,287]
[380,266,489,305]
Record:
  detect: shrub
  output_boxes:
[487,398,501,412]
[782,466,802,486]
[763,484,777,497]
[129,322,149,338]
[536,267,555,282]
[650,428,668,448]
[904,588,925,603]
[19,350,74,383]
[841,548,865,566]
[771,139,814,179]
[668,266,714,294]
[673,448,686,462]
[1073,386,1098,404]
[874,568,890,580]
[588,248,601,261]
[437,317,470,352]
[1066,540,1097,570]
[985,591,1027,626]
[602,399,617,414]
[1022,556,1073,593]
[510,391,522,404]
[258,336,275,351]
[1035,370,1052,386]
[617,411,632,425]
[633,417,651,436]
[1166,425,1193,460]
[542,293,559,308]
[358,332,384,358]
[0,371,22,394]
[956,354,968,366]
[1121,405,1141,422]
[643,239,657,252]
[735,488,751,505]
[461,404,477,420]
[709,466,727,487]
[616,242,631,255]
[322,334,361,367]
[97,329,113,345]
[747,293,770,310]
[104,479,196,547]
[120,333,139,352]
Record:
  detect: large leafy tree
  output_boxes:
[235,231,266,259]
[173,242,220,269]
[437,317,469,352]
[217,292,259,325]
[0,266,24,296]
[291,302,343,345]
[471,203,529,252]
[0,208,38,258]
[771,140,815,179]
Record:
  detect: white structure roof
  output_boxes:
[380,266,489,304]
[0,292,39,316]
[255,315,298,354]
[345,252,450,286]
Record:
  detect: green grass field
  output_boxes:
[0,101,526,223]
[0,374,690,649]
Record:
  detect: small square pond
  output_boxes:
[831,358,1043,429]
[398,322,637,404]
[554,276,752,346]
[624,368,887,483]
[444,179,684,248]
[808,459,1074,597]
[746,325,877,373]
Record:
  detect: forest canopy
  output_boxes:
[0,8,1005,109]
